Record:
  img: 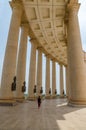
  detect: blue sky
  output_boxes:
[0,0,86,93]
[78,0,86,50]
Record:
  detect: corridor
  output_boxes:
[0,98,86,130]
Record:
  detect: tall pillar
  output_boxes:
[65,66,69,98]
[28,40,37,99]
[45,56,50,97]
[37,48,42,95]
[16,24,28,100]
[52,60,56,97]
[60,64,64,97]
[0,1,22,99]
[67,1,86,105]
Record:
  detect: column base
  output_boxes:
[60,95,66,98]
[0,99,17,106]
[68,98,86,107]
[51,95,57,99]
[45,96,52,99]
[28,96,37,101]
[16,97,25,103]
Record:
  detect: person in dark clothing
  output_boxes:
[37,96,41,109]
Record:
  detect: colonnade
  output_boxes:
[67,1,86,105]
[0,0,86,105]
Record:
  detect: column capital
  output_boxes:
[37,46,43,51]
[69,0,78,4]
[45,54,51,59]
[65,1,80,22]
[30,38,38,48]
[59,63,63,66]
[21,22,29,28]
[51,58,56,62]
[10,0,23,10]
[67,2,80,15]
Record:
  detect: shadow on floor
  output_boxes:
[0,98,85,130]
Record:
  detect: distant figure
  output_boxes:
[37,96,41,109]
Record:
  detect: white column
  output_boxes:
[45,56,50,97]
[16,24,28,99]
[0,1,22,99]
[37,49,42,95]
[28,40,37,98]
[67,1,86,105]
[60,64,64,97]
[52,60,56,97]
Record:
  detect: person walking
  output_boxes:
[37,96,41,109]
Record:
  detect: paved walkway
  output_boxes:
[0,98,86,130]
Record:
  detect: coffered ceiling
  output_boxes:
[16,0,70,65]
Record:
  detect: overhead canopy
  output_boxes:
[10,0,71,65]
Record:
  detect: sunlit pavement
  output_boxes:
[0,98,86,130]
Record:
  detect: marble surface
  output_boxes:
[0,98,86,130]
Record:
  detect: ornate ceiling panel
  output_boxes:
[22,0,69,65]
